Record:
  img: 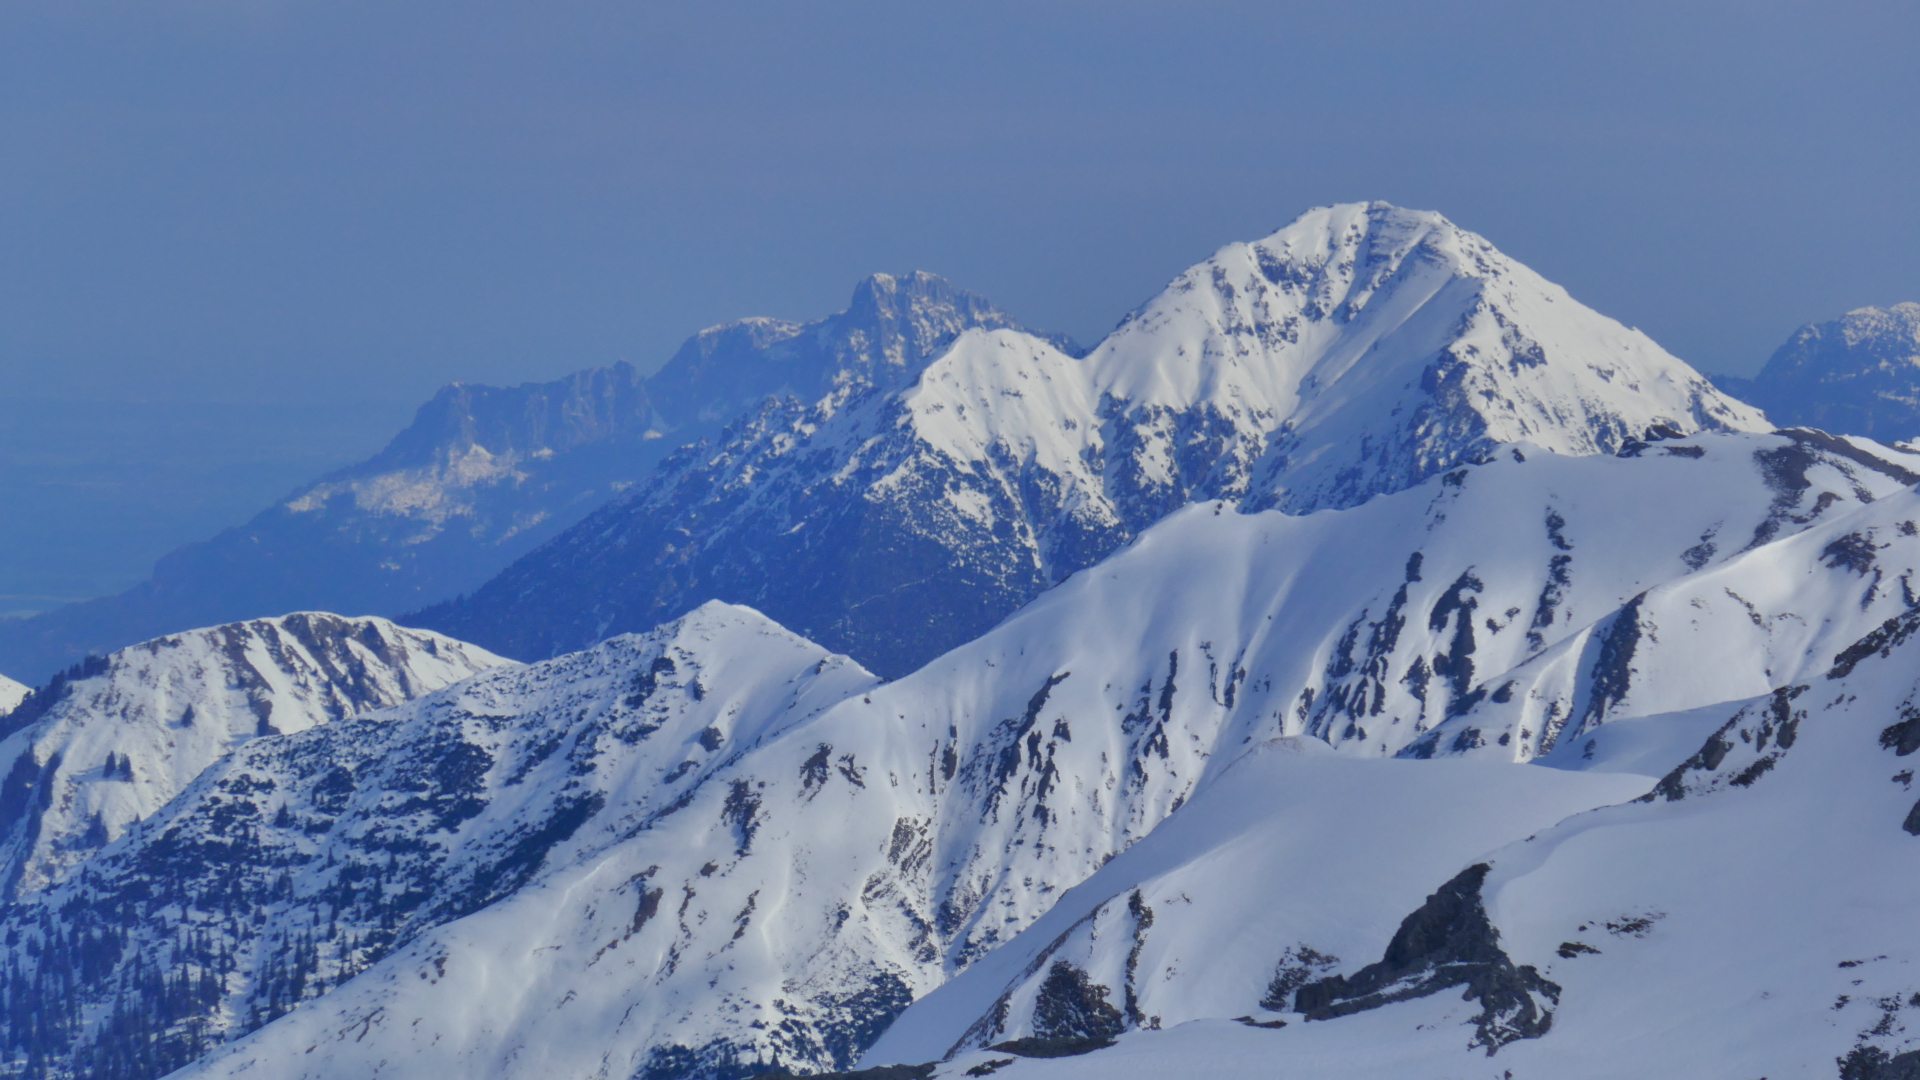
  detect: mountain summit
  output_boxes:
[416,202,1765,676]
[1089,201,1763,511]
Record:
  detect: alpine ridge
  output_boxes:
[866,552,1920,1077]
[415,202,1767,677]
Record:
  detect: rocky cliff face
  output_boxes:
[416,202,1765,676]
[1715,302,1920,441]
[0,273,1055,685]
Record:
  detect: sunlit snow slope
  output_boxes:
[865,594,1920,1078]
[0,676,25,718]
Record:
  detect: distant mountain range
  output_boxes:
[0,273,1069,685]
[1712,301,1920,442]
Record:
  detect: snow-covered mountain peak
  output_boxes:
[0,612,508,898]
[1084,201,1766,511]
[0,675,24,718]
[1835,300,1920,348]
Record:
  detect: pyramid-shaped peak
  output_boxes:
[1085,199,1766,509]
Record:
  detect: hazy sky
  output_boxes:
[3,0,1919,600]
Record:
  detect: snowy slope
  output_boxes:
[863,739,1649,1066]
[863,588,1920,1078]
[418,202,1766,677]
[0,613,506,899]
[0,272,1058,686]
[0,675,24,718]
[50,430,1896,1080]
[1421,432,1920,762]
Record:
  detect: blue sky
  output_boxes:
[2,0,1918,601]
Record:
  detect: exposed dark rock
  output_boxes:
[1260,945,1340,1011]
[988,1036,1116,1058]
[1292,863,1559,1054]
[1880,709,1920,756]
[1839,1044,1920,1080]
[1826,532,1886,576]
[1578,594,1647,734]
[1029,961,1126,1047]
[1832,607,1920,680]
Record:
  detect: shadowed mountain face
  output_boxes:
[0,273,1055,685]
[412,202,1763,677]
[1713,302,1920,442]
